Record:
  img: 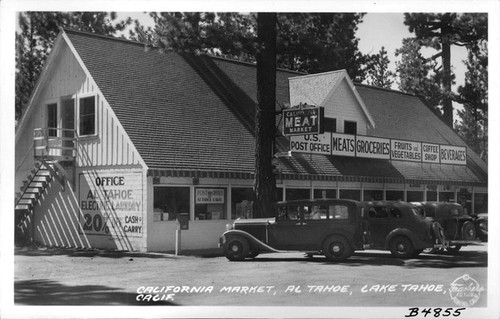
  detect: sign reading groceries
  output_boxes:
[290,132,466,165]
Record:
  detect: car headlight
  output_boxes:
[226,223,233,231]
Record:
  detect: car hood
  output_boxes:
[234,218,275,225]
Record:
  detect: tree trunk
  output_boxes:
[441,33,453,127]
[254,13,277,218]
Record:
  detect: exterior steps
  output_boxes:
[14,161,57,228]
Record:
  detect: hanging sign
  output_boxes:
[283,105,324,136]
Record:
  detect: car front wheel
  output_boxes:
[389,236,415,259]
[224,235,249,261]
[323,235,352,261]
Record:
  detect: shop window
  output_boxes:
[47,103,58,137]
[153,187,190,221]
[195,188,226,220]
[79,96,96,136]
[314,189,336,199]
[439,192,455,202]
[344,121,357,135]
[231,187,254,219]
[285,188,310,201]
[407,191,424,202]
[364,190,383,201]
[386,190,404,201]
[324,118,337,132]
[427,191,438,201]
[339,189,361,200]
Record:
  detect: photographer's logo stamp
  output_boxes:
[449,274,485,307]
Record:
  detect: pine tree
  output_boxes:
[364,46,394,88]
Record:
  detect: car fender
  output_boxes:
[220,229,284,253]
[384,228,430,250]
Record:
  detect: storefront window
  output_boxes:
[286,188,310,201]
[363,190,383,201]
[407,191,424,202]
[153,187,190,221]
[231,187,253,219]
[439,192,455,202]
[386,190,404,201]
[314,189,337,199]
[339,189,361,200]
[427,191,438,201]
[195,188,226,220]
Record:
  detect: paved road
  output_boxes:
[13,244,488,312]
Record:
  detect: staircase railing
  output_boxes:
[34,127,77,161]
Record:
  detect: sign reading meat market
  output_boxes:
[290,132,466,165]
[283,104,324,136]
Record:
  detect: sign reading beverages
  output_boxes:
[440,145,467,165]
[283,105,324,136]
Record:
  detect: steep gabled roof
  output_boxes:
[62,29,486,185]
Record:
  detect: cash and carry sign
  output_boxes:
[290,132,466,165]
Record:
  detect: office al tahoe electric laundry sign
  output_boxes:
[79,171,144,237]
[290,132,467,165]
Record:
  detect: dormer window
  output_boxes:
[79,96,96,136]
[344,120,357,135]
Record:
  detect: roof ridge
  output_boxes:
[354,82,418,97]
[62,27,146,47]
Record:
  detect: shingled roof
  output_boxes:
[63,29,487,186]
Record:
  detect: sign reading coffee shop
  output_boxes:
[79,170,143,237]
[290,132,466,165]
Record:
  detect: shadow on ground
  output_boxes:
[248,249,488,268]
[15,279,177,306]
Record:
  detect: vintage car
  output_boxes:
[411,202,480,252]
[362,201,442,258]
[474,213,488,242]
[220,199,368,261]
[219,199,441,261]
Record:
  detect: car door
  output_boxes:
[365,205,394,248]
[268,204,318,250]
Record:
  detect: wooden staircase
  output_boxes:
[14,160,60,232]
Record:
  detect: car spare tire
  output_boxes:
[461,221,477,241]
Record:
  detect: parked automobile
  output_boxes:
[362,201,442,258]
[473,213,488,242]
[411,202,480,252]
[220,199,368,261]
[219,199,441,262]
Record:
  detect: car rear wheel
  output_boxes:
[323,235,352,261]
[224,235,249,261]
[389,236,415,259]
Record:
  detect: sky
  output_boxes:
[118,11,468,90]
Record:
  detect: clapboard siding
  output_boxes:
[325,80,368,135]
